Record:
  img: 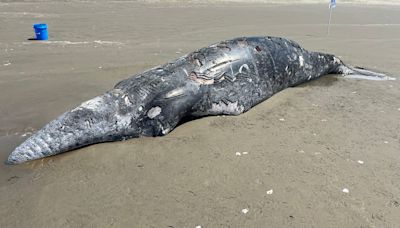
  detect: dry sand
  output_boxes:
[1,1,400,227]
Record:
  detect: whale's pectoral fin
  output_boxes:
[338,65,396,81]
[141,85,204,136]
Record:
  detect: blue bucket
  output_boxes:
[33,23,48,40]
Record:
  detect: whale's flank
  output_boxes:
[7,36,394,164]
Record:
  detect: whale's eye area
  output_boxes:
[255,46,262,52]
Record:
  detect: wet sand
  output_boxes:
[1,1,400,227]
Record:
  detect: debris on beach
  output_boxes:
[19,127,36,137]
[241,208,249,214]
[342,188,349,193]
[279,118,285,121]
[93,40,123,45]
[357,160,364,164]
[21,132,33,137]
[267,189,273,195]
[236,151,249,156]
[23,40,123,46]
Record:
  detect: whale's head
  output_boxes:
[7,89,142,164]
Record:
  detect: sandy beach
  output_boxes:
[1,1,399,227]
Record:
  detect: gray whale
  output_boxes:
[7,36,394,164]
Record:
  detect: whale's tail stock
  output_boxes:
[316,53,396,81]
[337,62,396,81]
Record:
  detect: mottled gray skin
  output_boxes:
[7,36,393,164]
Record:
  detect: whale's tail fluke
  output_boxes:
[338,65,396,81]
[7,90,137,164]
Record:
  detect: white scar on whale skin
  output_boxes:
[147,106,162,119]
[71,96,104,112]
[239,64,250,74]
[165,88,185,98]
[299,56,304,67]
[333,56,341,64]
[80,96,104,110]
[209,101,245,115]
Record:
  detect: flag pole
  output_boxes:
[327,0,335,36]
[327,5,333,36]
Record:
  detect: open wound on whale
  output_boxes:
[190,71,215,85]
